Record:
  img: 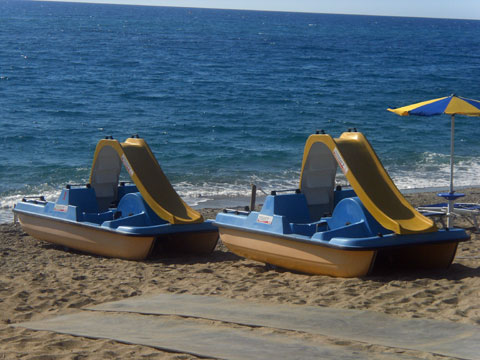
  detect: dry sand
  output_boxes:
[1,189,480,359]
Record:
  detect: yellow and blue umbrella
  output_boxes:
[388,94,480,226]
[388,94,480,117]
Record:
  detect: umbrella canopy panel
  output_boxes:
[388,95,480,117]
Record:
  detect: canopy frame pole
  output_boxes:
[447,114,455,228]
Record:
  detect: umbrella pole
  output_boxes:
[447,114,455,228]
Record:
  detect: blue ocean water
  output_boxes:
[1,1,480,222]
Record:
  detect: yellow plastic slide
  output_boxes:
[301,132,436,235]
[89,137,203,224]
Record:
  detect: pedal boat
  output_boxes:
[214,131,470,277]
[13,136,218,260]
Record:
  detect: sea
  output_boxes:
[1,0,480,223]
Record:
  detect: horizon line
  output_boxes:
[33,0,480,22]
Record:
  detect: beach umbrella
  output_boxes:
[388,94,480,226]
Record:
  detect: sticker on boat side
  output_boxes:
[333,147,349,175]
[257,214,273,225]
[121,154,134,177]
[53,204,68,212]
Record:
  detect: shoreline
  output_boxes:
[1,188,480,358]
[4,184,480,224]
[195,184,480,212]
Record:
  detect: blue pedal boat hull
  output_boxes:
[214,192,469,277]
[14,184,218,260]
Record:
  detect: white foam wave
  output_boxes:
[3,156,480,223]
[0,186,62,224]
[389,153,480,190]
[173,176,301,206]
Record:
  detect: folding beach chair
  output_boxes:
[418,201,480,231]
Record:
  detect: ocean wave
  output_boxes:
[3,163,480,224]
[391,158,480,190]
[0,188,61,224]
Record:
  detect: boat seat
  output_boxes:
[310,197,373,241]
[116,192,167,225]
[94,185,117,211]
[117,183,138,201]
[328,197,367,230]
[271,193,311,224]
[64,187,99,214]
[117,192,149,217]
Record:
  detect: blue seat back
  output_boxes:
[58,187,99,214]
[329,197,367,230]
[117,184,138,202]
[117,192,148,217]
[116,192,167,225]
[262,193,311,224]
[328,197,387,235]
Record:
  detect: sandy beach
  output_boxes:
[1,189,480,359]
